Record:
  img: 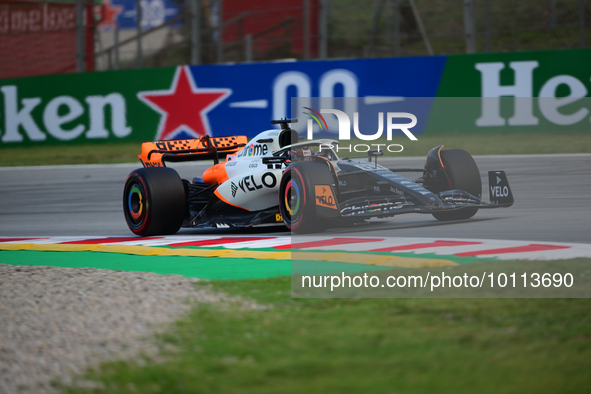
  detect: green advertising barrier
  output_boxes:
[0,67,177,146]
[426,49,591,133]
[1,48,589,147]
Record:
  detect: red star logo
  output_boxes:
[137,66,232,140]
[98,0,123,31]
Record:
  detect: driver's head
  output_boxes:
[291,148,303,160]
[301,146,314,157]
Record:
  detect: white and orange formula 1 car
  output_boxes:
[123,119,513,236]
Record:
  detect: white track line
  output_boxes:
[3,235,591,261]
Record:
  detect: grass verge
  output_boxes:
[0,142,141,167]
[354,129,591,157]
[1,130,589,167]
[62,259,591,394]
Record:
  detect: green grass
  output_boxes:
[0,142,141,167]
[346,129,591,158]
[61,260,591,394]
[1,130,589,167]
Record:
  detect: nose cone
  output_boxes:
[203,162,228,185]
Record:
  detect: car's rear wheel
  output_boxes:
[432,149,481,221]
[279,161,335,233]
[123,167,187,236]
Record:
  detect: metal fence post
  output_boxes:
[245,34,253,62]
[484,0,491,52]
[319,0,327,59]
[136,0,143,68]
[303,0,309,59]
[580,0,586,48]
[190,0,201,64]
[393,0,400,56]
[216,0,223,63]
[463,0,476,53]
[114,24,120,70]
[409,0,433,55]
[76,0,85,72]
[548,0,556,29]
[368,0,385,57]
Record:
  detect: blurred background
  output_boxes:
[1,0,589,78]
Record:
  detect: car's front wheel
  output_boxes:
[279,161,336,233]
[432,149,482,221]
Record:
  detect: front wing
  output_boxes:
[316,170,514,220]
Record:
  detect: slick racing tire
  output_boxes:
[432,149,482,221]
[123,167,187,236]
[279,161,334,234]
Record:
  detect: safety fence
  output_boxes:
[1,0,588,78]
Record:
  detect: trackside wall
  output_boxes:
[0,48,589,147]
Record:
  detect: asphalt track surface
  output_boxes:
[1,154,590,243]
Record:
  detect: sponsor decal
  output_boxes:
[315,185,337,209]
[6,51,588,147]
[490,186,509,197]
[143,161,163,167]
[97,0,123,30]
[432,51,591,133]
[239,175,263,192]
[488,171,512,203]
[275,213,283,222]
[1,3,76,34]
[104,0,180,30]
[233,172,277,196]
[341,201,406,216]
[475,60,590,127]
[0,86,132,143]
[353,163,378,171]
[238,143,269,157]
[261,172,277,188]
[366,204,380,213]
[137,66,231,140]
[389,186,404,195]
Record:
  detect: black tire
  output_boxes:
[123,167,187,236]
[432,149,481,221]
[279,161,335,234]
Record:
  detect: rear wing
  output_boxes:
[138,135,247,168]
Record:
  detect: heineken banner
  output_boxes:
[0,49,589,146]
[427,49,591,133]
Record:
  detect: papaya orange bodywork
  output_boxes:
[137,136,247,169]
[203,162,229,185]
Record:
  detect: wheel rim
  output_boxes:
[280,169,306,228]
[124,179,148,230]
[285,179,301,217]
[128,185,143,219]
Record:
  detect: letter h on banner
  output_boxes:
[475,61,539,127]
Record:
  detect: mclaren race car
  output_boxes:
[123,119,513,235]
